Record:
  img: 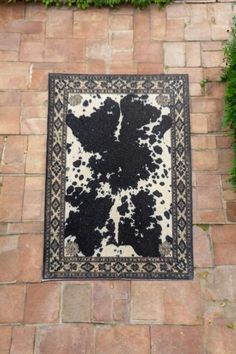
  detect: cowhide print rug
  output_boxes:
[44,74,193,280]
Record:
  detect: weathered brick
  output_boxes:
[26,135,46,174]
[190,113,208,133]
[212,225,236,243]
[191,98,223,113]
[111,50,133,62]
[206,82,226,98]
[30,62,87,90]
[137,63,164,74]
[166,19,184,41]
[111,31,133,50]
[0,236,19,282]
[21,104,47,135]
[20,39,86,62]
[0,107,20,134]
[24,283,60,324]
[0,4,25,31]
[87,41,111,61]
[74,8,108,22]
[205,319,236,354]
[134,42,163,63]
[0,91,21,106]
[0,327,12,351]
[215,266,236,301]
[197,186,222,209]
[185,5,211,41]
[214,243,236,265]
[192,135,216,150]
[202,51,224,67]
[193,226,213,267]
[190,83,202,96]
[186,42,201,67]
[207,112,223,132]
[0,176,24,222]
[7,221,44,235]
[204,67,222,82]
[216,135,232,148]
[209,3,233,40]
[0,285,25,323]
[110,15,133,30]
[164,42,185,67]
[93,281,130,322]
[0,33,20,51]
[5,19,43,34]
[23,176,44,221]
[151,325,203,354]
[96,325,150,354]
[166,4,190,19]
[113,299,129,322]
[185,21,211,41]
[133,9,150,42]
[164,280,202,324]
[197,209,225,223]
[46,9,72,38]
[86,60,106,74]
[25,4,47,20]
[0,135,27,173]
[37,325,95,354]
[0,63,29,90]
[226,201,236,222]
[74,20,108,39]
[192,150,218,171]
[150,7,166,41]
[18,234,43,282]
[196,173,220,187]
[62,284,92,323]
[0,48,18,60]
[223,189,236,201]
[218,149,234,173]
[167,67,203,83]
[202,41,224,51]
[131,282,164,322]
[22,91,47,106]
[108,62,137,74]
[11,327,35,354]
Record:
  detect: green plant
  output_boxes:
[7,0,173,9]
[199,78,210,95]
[222,16,236,191]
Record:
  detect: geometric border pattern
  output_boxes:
[43,74,193,280]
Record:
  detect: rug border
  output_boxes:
[43,73,193,281]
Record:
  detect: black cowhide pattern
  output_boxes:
[64,94,172,258]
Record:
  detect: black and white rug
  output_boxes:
[44,74,193,280]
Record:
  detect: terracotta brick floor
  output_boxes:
[0,1,236,353]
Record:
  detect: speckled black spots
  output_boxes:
[117,201,129,216]
[64,195,113,256]
[83,100,89,107]
[154,146,163,155]
[73,160,81,168]
[164,211,170,220]
[66,143,72,154]
[154,191,162,198]
[153,115,172,138]
[166,235,173,243]
[118,191,161,257]
[66,97,120,154]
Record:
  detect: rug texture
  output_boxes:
[44,74,193,280]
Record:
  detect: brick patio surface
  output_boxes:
[0,1,236,353]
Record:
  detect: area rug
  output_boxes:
[43,74,193,280]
